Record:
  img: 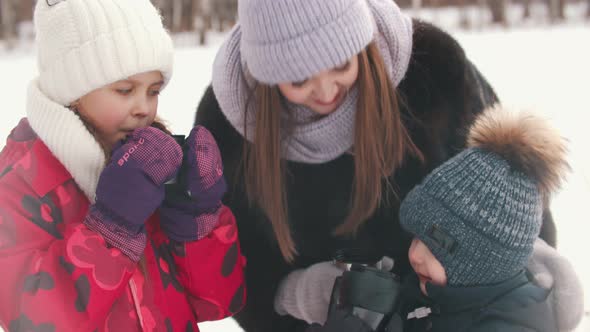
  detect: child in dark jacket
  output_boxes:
[298,107,583,332]
[396,106,574,332]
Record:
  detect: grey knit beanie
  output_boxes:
[238,0,375,84]
[400,106,569,286]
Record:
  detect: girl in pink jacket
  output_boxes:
[0,1,245,331]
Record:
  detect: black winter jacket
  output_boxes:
[194,20,556,332]
[398,272,556,332]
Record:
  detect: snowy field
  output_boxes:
[1,4,589,332]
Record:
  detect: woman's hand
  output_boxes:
[274,261,346,325]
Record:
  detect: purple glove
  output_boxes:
[84,127,183,261]
[160,125,227,242]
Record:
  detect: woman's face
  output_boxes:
[278,56,359,116]
[408,238,448,296]
[75,71,164,151]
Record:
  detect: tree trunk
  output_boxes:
[172,0,183,32]
[522,0,531,19]
[557,0,565,20]
[0,0,18,48]
[180,0,193,32]
[488,0,508,25]
[0,3,4,39]
[548,0,566,22]
[212,0,237,31]
[154,0,174,31]
[193,0,211,45]
[587,0,590,18]
[17,0,33,22]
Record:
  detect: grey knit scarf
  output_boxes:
[212,0,413,163]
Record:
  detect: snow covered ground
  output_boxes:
[0,5,589,332]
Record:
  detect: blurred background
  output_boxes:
[0,0,588,47]
[0,0,589,331]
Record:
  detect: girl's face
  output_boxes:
[408,238,448,296]
[278,56,359,116]
[75,71,164,151]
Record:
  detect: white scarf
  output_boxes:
[26,79,105,203]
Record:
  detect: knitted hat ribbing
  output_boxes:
[400,107,568,286]
[238,0,374,84]
[35,0,174,106]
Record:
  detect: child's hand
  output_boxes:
[160,125,227,242]
[182,125,226,212]
[83,127,183,261]
[93,127,183,234]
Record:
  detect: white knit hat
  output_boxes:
[35,0,174,106]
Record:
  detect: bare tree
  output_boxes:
[153,0,174,31]
[212,0,237,32]
[587,0,590,18]
[193,0,212,45]
[487,0,508,25]
[161,0,192,33]
[180,0,194,32]
[0,2,3,38]
[522,0,566,22]
[17,0,33,22]
[547,0,566,22]
[522,0,531,19]
[171,0,182,32]
[152,0,237,45]
[1,0,19,48]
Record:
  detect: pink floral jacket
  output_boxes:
[0,119,246,331]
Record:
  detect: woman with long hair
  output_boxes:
[195,0,558,330]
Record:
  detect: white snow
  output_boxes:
[0,10,588,332]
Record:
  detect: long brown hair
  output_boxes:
[243,42,423,262]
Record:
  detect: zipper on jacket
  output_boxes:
[129,279,145,331]
[407,306,432,319]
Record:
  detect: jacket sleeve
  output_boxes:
[152,204,246,322]
[0,180,138,331]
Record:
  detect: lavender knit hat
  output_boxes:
[239,0,375,84]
